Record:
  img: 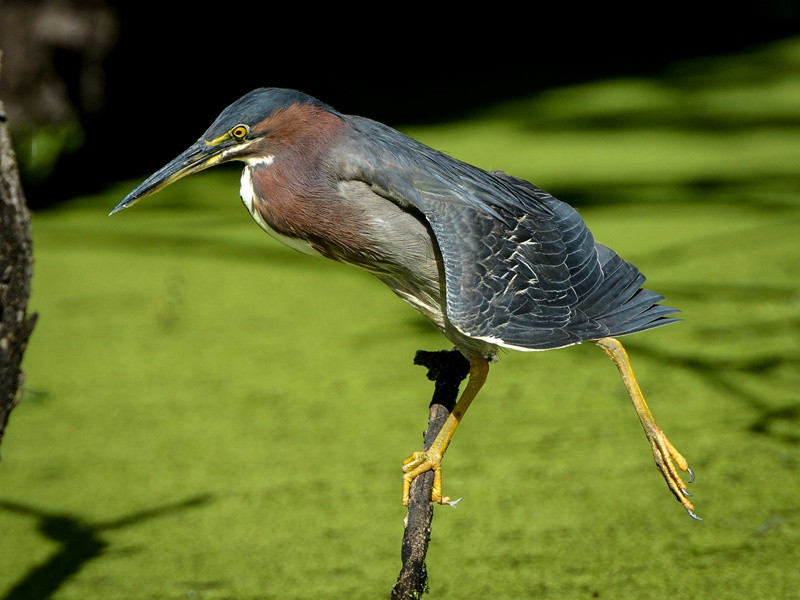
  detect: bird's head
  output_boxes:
[110,88,335,215]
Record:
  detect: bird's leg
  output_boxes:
[595,337,700,520]
[402,357,490,506]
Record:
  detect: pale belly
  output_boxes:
[239,164,498,362]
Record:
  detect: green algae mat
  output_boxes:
[2,38,799,599]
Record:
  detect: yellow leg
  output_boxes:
[596,337,701,520]
[402,357,490,506]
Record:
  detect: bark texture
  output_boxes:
[0,52,38,448]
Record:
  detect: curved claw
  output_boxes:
[687,509,703,521]
[646,425,699,517]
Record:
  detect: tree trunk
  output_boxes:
[0,51,38,449]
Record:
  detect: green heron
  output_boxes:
[112,88,699,520]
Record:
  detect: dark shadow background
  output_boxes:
[1,0,800,207]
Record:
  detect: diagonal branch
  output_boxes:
[392,349,469,599]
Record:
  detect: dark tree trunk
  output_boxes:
[0,51,38,449]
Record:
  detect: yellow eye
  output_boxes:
[231,125,248,140]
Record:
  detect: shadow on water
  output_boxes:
[0,494,212,599]
[628,340,800,446]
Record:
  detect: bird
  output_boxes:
[112,87,699,520]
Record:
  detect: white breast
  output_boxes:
[239,160,322,258]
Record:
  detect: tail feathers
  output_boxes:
[600,291,680,336]
[580,243,679,338]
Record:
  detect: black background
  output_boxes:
[23,1,800,204]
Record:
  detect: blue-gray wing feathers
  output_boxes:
[340,116,678,350]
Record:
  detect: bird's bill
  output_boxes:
[109,140,226,215]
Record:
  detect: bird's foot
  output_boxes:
[646,425,701,520]
[402,450,454,506]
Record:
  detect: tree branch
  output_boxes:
[392,349,469,599]
[0,50,38,449]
